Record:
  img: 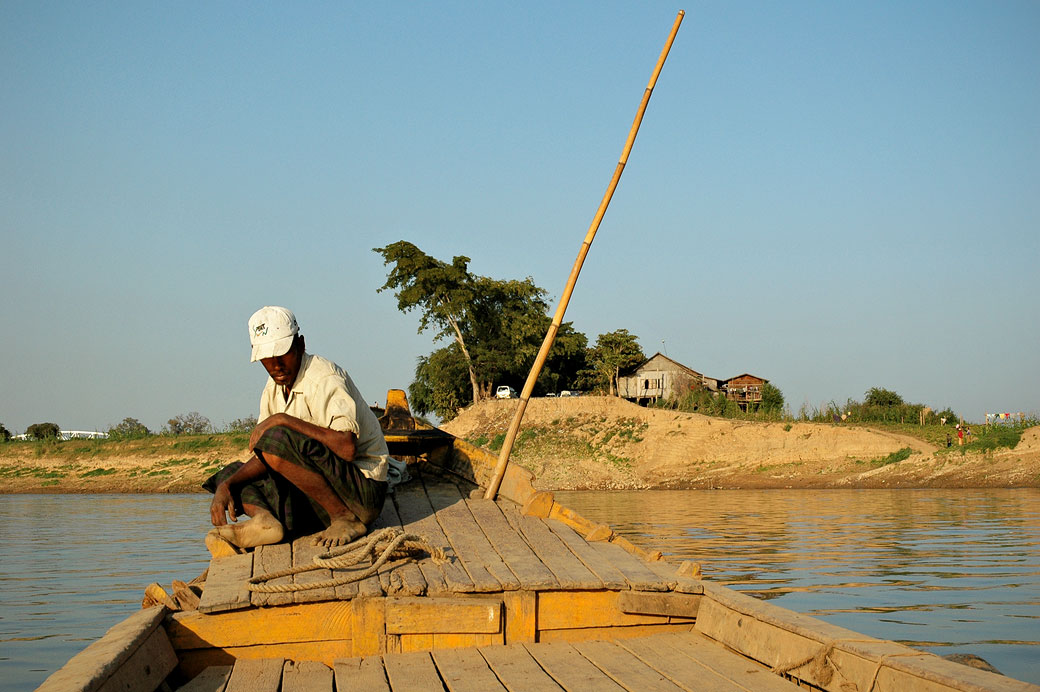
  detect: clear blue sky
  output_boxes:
[2,2,1037,434]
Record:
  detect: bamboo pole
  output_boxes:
[485,10,685,500]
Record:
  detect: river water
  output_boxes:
[1,490,1038,690]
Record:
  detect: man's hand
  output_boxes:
[210,482,237,526]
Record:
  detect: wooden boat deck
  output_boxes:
[196,469,694,614]
[176,630,799,691]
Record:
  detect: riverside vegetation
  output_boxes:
[2,397,1036,493]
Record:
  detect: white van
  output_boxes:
[496,385,518,399]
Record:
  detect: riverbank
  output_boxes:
[1,397,1037,492]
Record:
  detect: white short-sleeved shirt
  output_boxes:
[258,353,404,484]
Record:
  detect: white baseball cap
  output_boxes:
[248,306,299,362]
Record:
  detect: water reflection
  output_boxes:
[556,488,1040,684]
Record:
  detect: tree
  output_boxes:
[864,387,904,407]
[107,417,150,440]
[0,422,10,442]
[225,416,257,433]
[165,412,211,435]
[26,422,60,440]
[760,383,785,412]
[375,241,575,406]
[587,330,645,396]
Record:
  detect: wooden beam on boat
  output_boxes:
[174,663,231,692]
[36,605,176,692]
[465,498,559,589]
[169,602,354,651]
[385,597,501,635]
[696,581,1031,692]
[252,543,293,607]
[542,518,630,589]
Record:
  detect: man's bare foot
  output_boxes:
[313,516,368,548]
[213,513,285,549]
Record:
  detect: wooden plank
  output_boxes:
[503,590,536,644]
[539,624,694,644]
[617,633,770,692]
[571,639,686,691]
[586,540,669,592]
[177,642,351,680]
[497,501,602,589]
[292,536,336,603]
[663,631,801,691]
[382,651,447,692]
[394,479,473,594]
[252,542,294,607]
[522,641,627,692]
[542,519,629,589]
[432,647,509,692]
[334,656,391,692]
[617,591,700,619]
[538,591,668,631]
[425,478,517,591]
[478,644,566,692]
[198,553,254,613]
[281,660,333,692]
[386,596,501,634]
[36,606,172,692]
[351,597,386,657]
[224,658,283,692]
[97,627,178,692]
[169,601,352,649]
[174,664,232,692]
[465,499,559,589]
[642,559,705,594]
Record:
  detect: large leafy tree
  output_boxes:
[864,387,904,407]
[587,329,645,396]
[26,422,60,440]
[376,241,589,412]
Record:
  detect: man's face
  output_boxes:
[260,337,303,388]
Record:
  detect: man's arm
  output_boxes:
[250,412,357,461]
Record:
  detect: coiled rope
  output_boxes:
[247,527,448,593]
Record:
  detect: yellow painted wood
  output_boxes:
[538,623,695,644]
[385,596,501,634]
[351,597,386,657]
[433,632,501,649]
[178,641,352,680]
[144,582,178,610]
[503,590,537,644]
[169,601,353,649]
[617,591,700,619]
[537,591,669,630]
[520,490,554,518]
[547,502,602,538]
[585,524,614,542]
[398,632,433,653]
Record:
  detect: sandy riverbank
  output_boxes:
[1,396,1037,493]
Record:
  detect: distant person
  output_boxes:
[965,427,972,444]
[205,306,406,551]
[957,425,964,446]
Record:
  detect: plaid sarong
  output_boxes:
[203,425,387,538]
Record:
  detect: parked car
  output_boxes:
[559,390,581,397]
[496,385,518,399]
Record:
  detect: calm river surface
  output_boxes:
[2,490,1038,690]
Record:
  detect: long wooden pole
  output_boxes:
[485,10,684,500]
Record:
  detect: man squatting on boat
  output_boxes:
[205,306,406,550]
